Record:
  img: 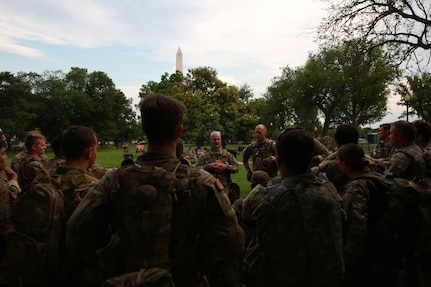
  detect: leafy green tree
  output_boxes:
[139,67,258,145]
[0,72,36,138]
[293,40,398,135]
[398,72,431,121]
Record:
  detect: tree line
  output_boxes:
[1,40,430,148]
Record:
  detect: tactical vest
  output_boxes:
[246,140,277,177]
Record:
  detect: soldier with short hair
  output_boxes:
[67,94,244,287]
[242,124,277,181]
[241,128,344,287]
[196,131,239,188]
[17,130,50,190]
[384,120,428,180]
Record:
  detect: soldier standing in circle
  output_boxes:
[242,124,277,181]
[67,94,244,287]
[195,131,239,189]
[241,128,344,287]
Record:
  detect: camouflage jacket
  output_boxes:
[17,156,49,190]
[0,181,12,240]
[342,175,371,256]
[370,141,395,160]
[242,139,277,178]
[11,150,50,173]
[0,171,20,200]
[384,143,428,180]
[241,174,344,287]
[195,149,239,187]
[67,151,245,287]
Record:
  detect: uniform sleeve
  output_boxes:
[226,152,239,174]
[342,179,369,256]
[384,152,411,179]
[241,185,271,230]
[198,171,245,258]
[242,145,252,171]
[66,172,113,255]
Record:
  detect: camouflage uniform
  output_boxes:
[0,171,20,200]
[384,143,428,180]
[11,149,50,173]
[241,174,344,287]
[340,172,401,287]
[67,151,244,287]
[0,180,14,286]
[313,158,350,194]
[195,149,239,187]
[242,139,277,178]
[370,140,395,160]
[17,155,49,190]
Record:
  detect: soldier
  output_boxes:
[11,131,50,174]
[17,130,49,190]
[337,143,400,287]
[311,124,360,194]
[241,128,344,287]
[413,119,431,177]
[0,139,17,287]
[0,131,20,201]
[66,94,244,287]
[195,131,239,189]
[384,120,428,180]
[368,123,395,172]
[242,124,277,181]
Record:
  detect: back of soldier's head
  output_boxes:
[392,120,416,144]
[276,128,314,174]
[62,126,97,160]
[337,143,367,171]
[413,120,431,143]
[51,135,64,158]
[333,124,359,146]
[139,94,186,145]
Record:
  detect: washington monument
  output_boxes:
[176,46,183,73]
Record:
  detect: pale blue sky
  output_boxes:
[0,0,411,127]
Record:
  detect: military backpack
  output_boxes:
[6,170,64,286]
[353,173,431,256]
[100,160,192,287]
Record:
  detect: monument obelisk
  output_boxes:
[176,46,183,73]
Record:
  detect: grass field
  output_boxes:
[6,142,375,199]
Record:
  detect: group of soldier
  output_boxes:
[1,93,431,287]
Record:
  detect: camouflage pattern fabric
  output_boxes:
[11,150,50,173]
[242,139,277,178]
[67,151,244,287]
[384,143,428,180]
[0,180,13,286]
[17,156,48,190]
[241,174,344,287]
[196,149,239,187]
[0,171,20,200]
[370,141,395,160]
[6,172,64,287]
[51,166,98,221]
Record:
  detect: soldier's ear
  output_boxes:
[175,124,183,138]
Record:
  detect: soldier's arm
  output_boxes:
[67,173,113,255]
[384,152,410,178]
[242,147,252,172]
[226,153,239,174]
[199,172,245,259]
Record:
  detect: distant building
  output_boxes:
[176,46,183,73]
